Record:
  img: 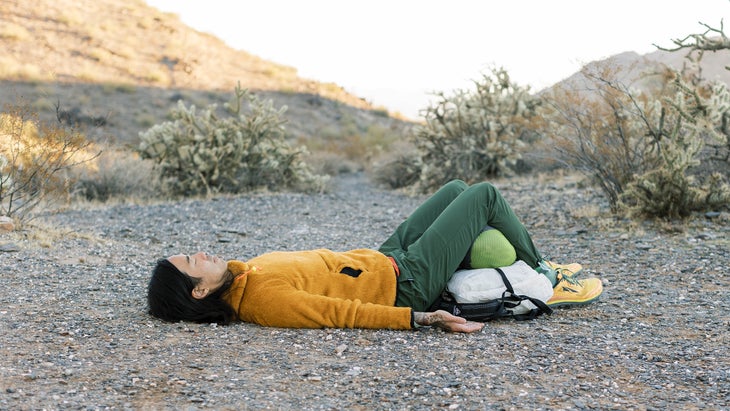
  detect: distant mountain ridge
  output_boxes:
[552,48,730,92]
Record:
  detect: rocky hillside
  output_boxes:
[1,0,727,152]
[0,0,412,146]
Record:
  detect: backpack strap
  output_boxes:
[494,267,514,292]
[495,267,553,320]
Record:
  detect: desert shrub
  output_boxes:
[372,152,422,190]
[0,105,98,222]
[306,150,360,176]
[0,57,46,82]
[542,67,657,209]
[138,84,328,196]
[324,123,402,167]
[704,80,730,162]
[371,137,422,189]
[620,76,730,217]
[656,18,730,167]
[0,23,31,41]
[71,149,163,202]
[544,64,730,218]
[101,82,137,95]
[344,124,400,161]
[412,67,542,192]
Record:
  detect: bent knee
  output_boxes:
[468,181,498,194]
[443,179,468,194]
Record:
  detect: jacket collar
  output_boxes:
[224,260,253,314]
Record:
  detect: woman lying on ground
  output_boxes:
[147,180,603,333]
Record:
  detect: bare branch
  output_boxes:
[1,104,100,221]
[654,18,729,61]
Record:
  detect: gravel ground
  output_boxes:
[1,172,728,410]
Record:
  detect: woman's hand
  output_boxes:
[413,310,484,333]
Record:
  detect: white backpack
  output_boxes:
[431,261,553,321]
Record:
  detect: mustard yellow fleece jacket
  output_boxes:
[224,248,413,330]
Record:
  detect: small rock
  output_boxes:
[0,243,20,252]
[0,216,14,232]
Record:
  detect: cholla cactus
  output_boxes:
[621,74,730,218]
[138,85,327,196]
[704,81,730,159]
[412,68,540,192]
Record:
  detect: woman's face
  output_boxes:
[168,252,229,298]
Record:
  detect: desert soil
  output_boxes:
[0,172,728,410]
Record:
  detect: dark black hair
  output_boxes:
[147,259,236,325]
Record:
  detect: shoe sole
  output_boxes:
[547,294,601,308]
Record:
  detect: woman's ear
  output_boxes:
[191,287,210,299]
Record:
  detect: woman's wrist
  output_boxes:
[412,311,427,328]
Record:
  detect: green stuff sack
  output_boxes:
[465,227,516,269]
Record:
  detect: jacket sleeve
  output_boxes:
[239,282,413,330]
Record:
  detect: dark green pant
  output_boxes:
[378,180,543,311]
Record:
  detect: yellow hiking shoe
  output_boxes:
[536,260,583,286]
[547,273,603,307]
[544,260,583,277]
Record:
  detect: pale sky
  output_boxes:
[146,0,729,119]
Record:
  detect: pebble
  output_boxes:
[0,216,14,232]
[0,243,20,252]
